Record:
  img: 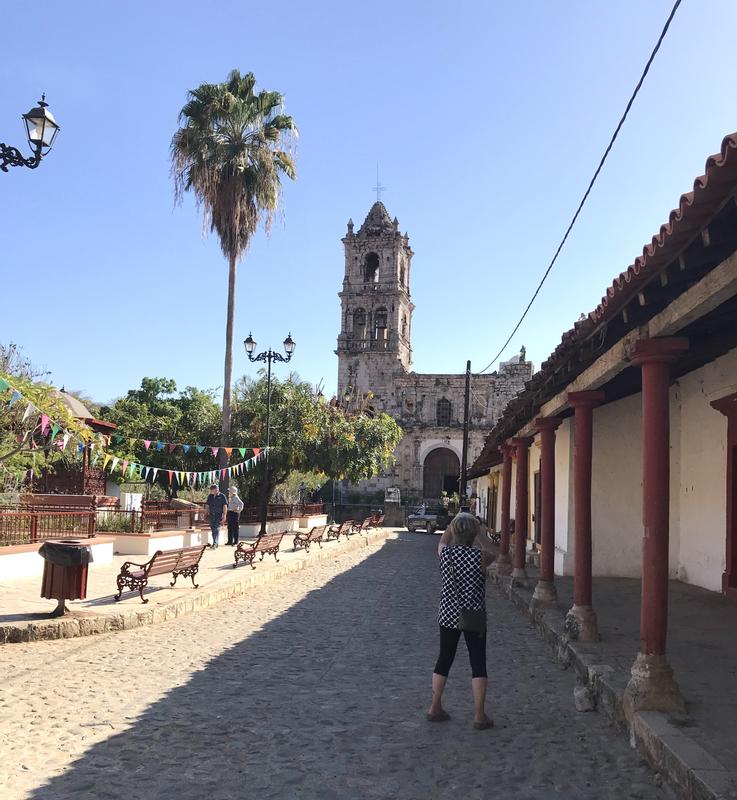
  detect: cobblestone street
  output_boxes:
[0,533,673,800]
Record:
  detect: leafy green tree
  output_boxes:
[170,70,297,470]
[230,374,402,505]
[100,378,222,497]
[0,371,94,496]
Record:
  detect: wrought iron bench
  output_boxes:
[233,531,286,569]
[354,517,373,535]
[293,525,326,553]
[326,520,353,541]
[114,544,207,604]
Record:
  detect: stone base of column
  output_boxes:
[495,552,512,576]
[510,566,528,585]
[623,652,686,717]
[565,604,599,641]
[531,579,558,608]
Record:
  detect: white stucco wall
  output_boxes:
[590,393,644,578]
[474,474,490,522]
[529,435,541,550]
[673,347,737,592]
[491,465,503,530]
[554,418,575,575]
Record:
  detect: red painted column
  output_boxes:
[566,390,604,641]
[624,338,688,715]
[511,436,534,582]
[496,444,513,576]
[532,416,562,606]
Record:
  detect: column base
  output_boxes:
[511,566,528,585]
[495,552,512,576]
[565,604,599,641]
[531,579,558,608]
[623,652,686,717]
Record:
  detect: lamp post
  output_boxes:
[1,95,60,172]
[244,332,295,535]
[459,360,471,511]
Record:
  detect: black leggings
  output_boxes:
[434,625,487,678]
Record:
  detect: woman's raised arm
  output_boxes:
[437,527,454,556]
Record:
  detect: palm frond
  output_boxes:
[170,70,297,261]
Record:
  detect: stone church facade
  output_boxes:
[336,201,532,502]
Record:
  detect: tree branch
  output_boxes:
[0,430,32,464]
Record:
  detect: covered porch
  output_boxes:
[492,566,737,798]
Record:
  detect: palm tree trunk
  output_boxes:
[220,252,237,488]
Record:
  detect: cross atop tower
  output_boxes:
[372,164,386,202]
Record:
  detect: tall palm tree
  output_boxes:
[171,70,297,475]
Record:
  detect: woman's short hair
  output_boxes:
[447,512,480,546]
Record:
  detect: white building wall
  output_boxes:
[554,418,575,575]
[590,393,644,578]
[483,348,735,592]
[509,460,517,524]
[474,473,490,521]
[530,435,541,549]
[673,347,737,592]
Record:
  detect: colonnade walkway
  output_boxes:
[1,532,674,800]
[498,563,737,795]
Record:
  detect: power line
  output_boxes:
[478,0,683,375]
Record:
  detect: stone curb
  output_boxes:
[489,571,737,800]
[0,530,397,645]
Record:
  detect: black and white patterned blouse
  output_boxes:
[437,545,486,629]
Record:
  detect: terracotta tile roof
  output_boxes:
[590,132,737,325]
[470,132,737,476]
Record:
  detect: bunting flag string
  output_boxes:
[104,432,260,461]
[0,378,271,480]
[98,447,270,489]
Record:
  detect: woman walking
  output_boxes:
[226,486,244,546]
[427,513,494,729]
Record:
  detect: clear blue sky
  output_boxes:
[2,0,736,405]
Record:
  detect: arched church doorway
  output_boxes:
[422,447,460,500]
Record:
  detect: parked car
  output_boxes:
[407,504,454,534]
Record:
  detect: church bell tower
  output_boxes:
[336,202,415,409]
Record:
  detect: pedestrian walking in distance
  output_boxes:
[206,484,227,549]
[226,486,244,546]
[427,512,495,729]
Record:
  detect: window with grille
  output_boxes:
[436,398,452,426]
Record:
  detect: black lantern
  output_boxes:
[2,95,60,172]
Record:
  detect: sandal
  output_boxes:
[426,710,451,722]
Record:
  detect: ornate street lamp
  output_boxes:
[244,332,296,535]
[1,95,60,172]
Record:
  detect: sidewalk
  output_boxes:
[492,565,737,800]
[0,527,396,644]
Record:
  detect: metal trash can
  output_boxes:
[39,539,94,616]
